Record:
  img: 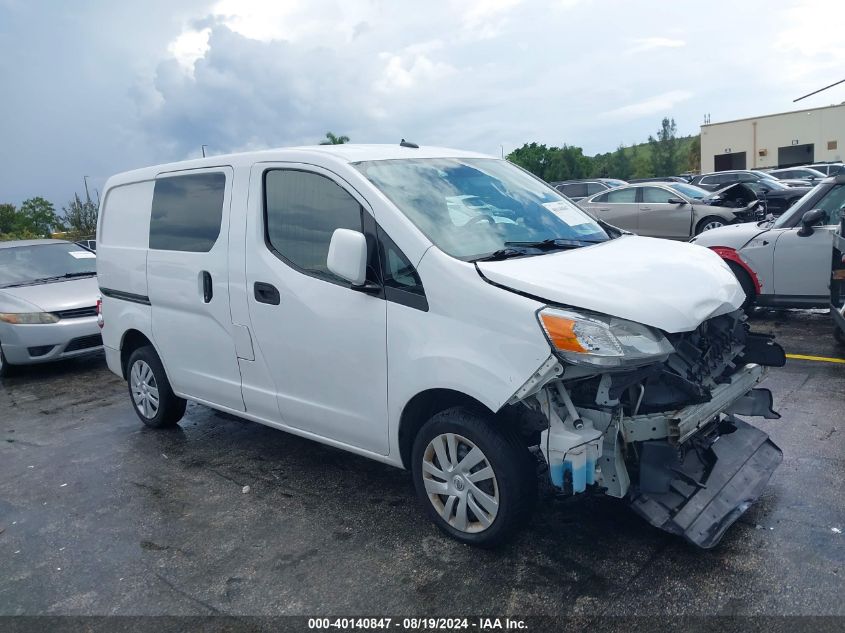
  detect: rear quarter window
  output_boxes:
[99,181,154,248]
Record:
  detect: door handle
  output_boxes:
[254,281,280,305]
[597,207,610,212]
[640,206,652,211]
[201,271,213,303]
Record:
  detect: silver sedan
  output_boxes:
[577,182,756,240]
[0,240,102,377]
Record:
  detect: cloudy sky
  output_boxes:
[1,0,844,207]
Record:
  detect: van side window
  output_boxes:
[264,169,362,283]
[377,228,428,311]
[150,173,225,252]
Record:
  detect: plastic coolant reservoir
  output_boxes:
[541,420,603,494]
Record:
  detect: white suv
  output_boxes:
[97,144,786,548]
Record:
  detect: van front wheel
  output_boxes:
[411,407,536,547]
[126,346,186,428]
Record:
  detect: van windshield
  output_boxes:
[354,158,609,260]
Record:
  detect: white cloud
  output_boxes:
[627,37,686,54]
[168,28,211,73]
[374,51,457,93]
[600,90,693,122]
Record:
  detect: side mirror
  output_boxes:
[666,197,685,205]
[797,208,826,237]
[327,229,368,285]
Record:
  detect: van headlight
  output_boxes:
[0,312,60,324]
[538,307,674,368]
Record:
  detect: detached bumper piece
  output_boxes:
[629,417,782,548]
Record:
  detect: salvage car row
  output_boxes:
[0,144,841,552]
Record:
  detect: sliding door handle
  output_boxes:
[201,271,213,303]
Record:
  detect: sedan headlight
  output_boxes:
[0,312,60,324]
[538,307,674,368]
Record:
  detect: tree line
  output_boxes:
[0,194,98,241]
[507,117,701,183]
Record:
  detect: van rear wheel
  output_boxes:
[126,346,186,428]
[411,407,536,547]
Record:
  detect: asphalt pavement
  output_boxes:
[0,309,843,618]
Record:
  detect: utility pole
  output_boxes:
[202,144,208,158]
[500,145,505,158]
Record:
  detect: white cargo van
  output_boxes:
[98,144,786,547]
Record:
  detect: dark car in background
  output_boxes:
[767,166,827,184]
[741,178,811,216]
[550,178,627,201]
[689,170,778,191]
[833,215,845,345]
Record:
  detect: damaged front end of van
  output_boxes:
[510,307,785,549]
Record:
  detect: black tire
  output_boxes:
[125,345,186,428]
[411,406,537,547]
[0,344,14,378]
[726,261,756,310]
[695,216,727,235]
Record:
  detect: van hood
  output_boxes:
[0,276,99,312]
[477,235,744,333]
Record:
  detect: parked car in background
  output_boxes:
[690,170,778,191]
[577,182,758,239]
[98,144,784,548]
[767,167,827,184]
[808,163,844,177]
[0,239,102,377]
[551,178,626,202]
[741,179,811,216]
[628,176,688,183]
[75,239,96,251]
[691,173,845,308]
[832,215,845,345]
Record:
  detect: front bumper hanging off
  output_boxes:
[629,416,782,548]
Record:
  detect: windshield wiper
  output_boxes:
[473,248,532,262]
[0,272,96,288]
[504,238,605,249]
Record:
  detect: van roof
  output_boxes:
[104,144,494,187]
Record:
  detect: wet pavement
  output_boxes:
[0,309,843,617]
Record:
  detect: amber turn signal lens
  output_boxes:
[539,313,587,353]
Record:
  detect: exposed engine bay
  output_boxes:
[701,183,765,221]
[515,309,786,548]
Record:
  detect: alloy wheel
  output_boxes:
[422,433,499,533]
[700,219,725,232]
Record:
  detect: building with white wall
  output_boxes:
[700,103,844,173]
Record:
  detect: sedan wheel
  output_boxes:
[422,432,500,533]
[0,345,10,378]
[696,216,727,234]
[130,359,160,419]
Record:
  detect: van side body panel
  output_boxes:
[385,247,550,459]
